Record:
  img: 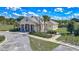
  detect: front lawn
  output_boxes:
[0,25,15,31]
[29,37,59,51]
[29,32,52,38]
[0,36,5,43]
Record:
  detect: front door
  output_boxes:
[25,24,29,32]
[20,24,25,32]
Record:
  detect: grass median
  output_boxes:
[29,37,59,51]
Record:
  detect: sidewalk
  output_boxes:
[29,34,79,50]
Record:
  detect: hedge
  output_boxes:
[29,32,52,38]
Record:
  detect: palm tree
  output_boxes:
[42,15,50,32]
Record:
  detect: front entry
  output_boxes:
[20,24,35,32]
[25,24,29,32]
[25,24,34,32]
[20,24,25,32]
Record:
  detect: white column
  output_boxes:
[24,24,26,32]
[29,25,31,32]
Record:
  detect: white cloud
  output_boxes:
[65,11,72,14]
[0,12,8,16]
[68,15,74,19]
[13,13,21,16]
[0,12,11,18]
[54,8,63,12]
[43,9,47,12]
[51,16,62,20]
[27,11,38,16]
[74,13,79,16]
[37,10,41,12]
[2,12,8,15]
[22,12,27,16]
[12,11,39,17]
[6,7,21,11]
[51,16,71,20]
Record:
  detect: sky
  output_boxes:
[0,7,79,20]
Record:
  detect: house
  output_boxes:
[19,16,58,32]
[45,20,58,30]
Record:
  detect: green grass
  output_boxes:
[29,37,59,51]
[56,28,69,34]
[0,36,5,43]
[0,25,15,31]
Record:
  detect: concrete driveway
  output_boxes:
[0,31,32,51]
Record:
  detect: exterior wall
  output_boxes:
[52,24,58,30]
[46,23,58,31]
[34,25,38,32]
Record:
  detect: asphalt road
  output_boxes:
[0,31,32,51]
[53,45,79,51]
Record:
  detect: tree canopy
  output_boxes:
[42,15,50,22]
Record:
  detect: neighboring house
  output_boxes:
[46,20,58,30]
[19,16,58,32]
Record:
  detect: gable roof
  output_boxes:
[50,20,58,24]
[20,16,44,25]
[46,20,58,25]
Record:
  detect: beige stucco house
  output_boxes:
[19,16,58,32]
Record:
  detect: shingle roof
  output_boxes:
[48,20,58,24]
[20,16,44,24]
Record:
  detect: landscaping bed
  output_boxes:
[29,32,52,38]
[29,37,59,51]
[0,36,5,43]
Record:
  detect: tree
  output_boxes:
[0,16,6,24]
[71,18,79,22]
[42,15,50,32]
[16,16,24,21]
[55,20,69,27]
[67,21,75,34]
[74,27,79,36]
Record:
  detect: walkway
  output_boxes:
[29,35,79,50]
[0,31,32,51]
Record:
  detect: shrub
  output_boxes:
[74,29,79,36]
[47,30,57,34]
[9,28,19,32]
[29,32,52,38]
